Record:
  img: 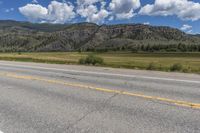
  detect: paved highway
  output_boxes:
[0,61,200,133]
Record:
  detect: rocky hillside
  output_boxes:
[0,20,199,52]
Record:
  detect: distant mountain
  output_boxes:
[0,20,68,32]
[0,20,199,52]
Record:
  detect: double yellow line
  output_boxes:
[1,72,200,109]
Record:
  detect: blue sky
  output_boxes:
[0,0,200,34]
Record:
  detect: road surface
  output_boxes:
[0,61,200,133]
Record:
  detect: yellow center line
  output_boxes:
[1,72,200,109]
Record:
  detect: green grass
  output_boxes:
[0,52,200,73]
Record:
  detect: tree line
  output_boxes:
[85,43,200,52]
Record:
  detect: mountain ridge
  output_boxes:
[0,20,199,52]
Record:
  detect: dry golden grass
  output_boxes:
[0,52,199,73]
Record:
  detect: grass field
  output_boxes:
[0,52,199,73]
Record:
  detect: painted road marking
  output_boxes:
[0,62,200,84]
[0,130,4,133]
[1,72,200,109]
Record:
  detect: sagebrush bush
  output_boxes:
[147,62,157,70]
[79,55,104,65]
[79,58,86,64]
[170,63,183,72]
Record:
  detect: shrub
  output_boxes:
[79,55,104,65]
[170,63,183,72]
[147,62,157,70]
[182,66,191,73]
[79,58,86,64]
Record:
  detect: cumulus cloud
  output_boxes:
[109,0,140,19]
[139,0,200,21]
[88,9,109,24]
[19,1,75,23]
[77,0,101,5]
[77,0,109,24]
[19,0,143,23]
[19,4,48,21]
[181,24,192,33]
[46,1,75,23]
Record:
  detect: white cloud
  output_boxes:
[19,4,47,21]
[32,0,38,4]
[143,22,150,25]
[139,0,200,21]
[187,30,192,33]
[181,24,192,33]
[5,8,14,13]
[108,16,114,21]
[181,24,192,31]
[109,0,140,20]
[19,1,75,23]
[46,1,75,23]
[17,0,144,24]
[88,9,109,24]
[19,0,200,24]
[77,5,97,18]
[77,0,101,5]
[77,0,109,24]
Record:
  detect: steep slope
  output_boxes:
[0,20,199,52]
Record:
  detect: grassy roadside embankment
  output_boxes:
[0,52,199,73]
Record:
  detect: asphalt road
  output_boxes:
[0,61,200,133]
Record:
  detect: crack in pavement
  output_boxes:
[66,93,119,131]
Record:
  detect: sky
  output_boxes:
[0,0,200,34]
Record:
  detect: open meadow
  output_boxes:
[0,52,199,73]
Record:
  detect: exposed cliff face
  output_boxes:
[0,20,199,52]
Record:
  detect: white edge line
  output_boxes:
[0,62,200,84]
